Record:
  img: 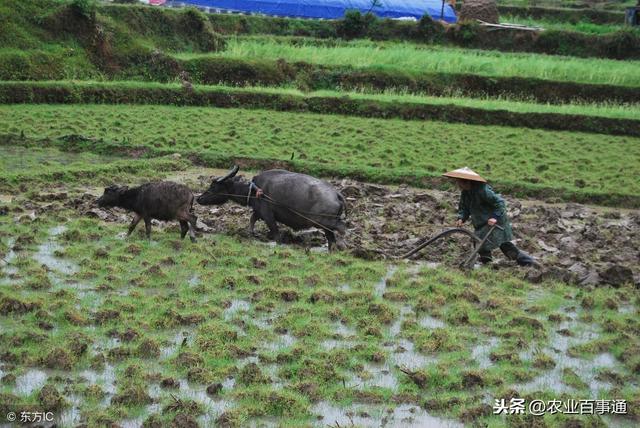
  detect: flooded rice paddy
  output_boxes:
[0,165,638,427]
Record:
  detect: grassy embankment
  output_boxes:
[1,81,639,140]
[496,0,636,10]
[1,104,639,207]
[189,38,640,87]
[3,80,639,121]
[0,149,638,426]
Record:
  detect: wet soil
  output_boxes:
[59,171,639,288]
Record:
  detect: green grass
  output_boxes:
[306,88,640,120]
[183,38,640,87]
[497,0,636,10]
[500,15,634,34]
[4,79,640,121]
[0,171,638,425]
[1,104,639,203]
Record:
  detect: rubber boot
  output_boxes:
[515,251,535,267]
[501,242,535,267]
[478,250,493,264]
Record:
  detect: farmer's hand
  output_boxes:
[488,218,497,226]
[456,219,464,227]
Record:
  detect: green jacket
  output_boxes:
[457,183,513,251]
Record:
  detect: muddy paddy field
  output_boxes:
[0,152,638,427]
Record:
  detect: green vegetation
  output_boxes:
[496,0,636,11]
[1,1,639,426]
[1,104,639,206]
[188,38,640,87]
[0,153,638,425]
[500,15,634,34]
[308,88,640,120]
[2,81,639,139]
[9,79,638,120]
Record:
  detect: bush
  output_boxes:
[602,29,640,60]
[70,0,96,21]
[337,10,377,39]
[416,15,445,42]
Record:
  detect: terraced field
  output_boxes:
[1,1,639,427]
[181,38,640,87]
[2,104,639,205]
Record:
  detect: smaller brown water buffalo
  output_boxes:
[197,166,347,250]
[97,181,197,242]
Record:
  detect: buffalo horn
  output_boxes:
[217,165,239,182]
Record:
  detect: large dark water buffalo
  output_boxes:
[197,166,347,250]
[97,181,197,242]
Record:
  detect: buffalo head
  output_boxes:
[197,165,240,205]
[97,185,128,208]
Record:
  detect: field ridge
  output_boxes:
[1,81,639,138]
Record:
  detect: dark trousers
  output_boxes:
[479,242,521,264]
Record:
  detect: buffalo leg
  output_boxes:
[127,213,142,236]
[144,217,152,240]
[179,221,188,240]
[249,212,259,236]
[335,221,347,250]
[261,210,280,242]
[325,230,337,252]
[182,212,198,243]
[187,220,197,243]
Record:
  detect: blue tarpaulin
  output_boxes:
[169,0,457,23]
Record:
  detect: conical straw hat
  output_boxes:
[442,167,487,183]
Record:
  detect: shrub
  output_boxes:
[416,14,445,42]
[337,10,377,39]
[70,0,96,21]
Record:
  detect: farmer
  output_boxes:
[443,167,535,266]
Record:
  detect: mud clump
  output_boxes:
[280,290,299,302]
[599,265,634,287]
[171,413,199,428]
[511,316,544,330]
[216,411,240,428]
[238,363,270,385]
[112,327,139,342]
[163,396,203,417]
[206,382,223,395]
[66,332,90,357]
[112,385,152,406]
[107,346,131,361]
[252,257,267,269]
[294,381,320,401]
[0,295,40,315]
[1,373,16,385]
[93,309,120,324]
[38,384,65,411]
[176,351,204,369]
[246,275,262,285]
[42,347,75,370]
[383,291,408,302]
[462,371,485,388]
[161,377,179,389]
[533,353,556,369]
[137,339,161,359]
[490,351,521,364]
[142,414,163,428]
[460,404,493,422]
[399,368,428,388]
[367,303,395,324]
[309,289,335,304]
